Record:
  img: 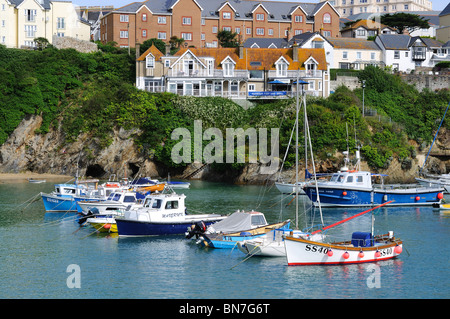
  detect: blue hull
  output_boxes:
[201,222,292,249]
[305,186,443,207]
[41,193,79,212]
[116,219,220,237]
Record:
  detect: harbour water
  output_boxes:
[0,178,449,300]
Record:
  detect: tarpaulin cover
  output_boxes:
[351,232,373,247]
[207,212,259,234]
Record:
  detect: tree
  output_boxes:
[140,38,166,55]
[380,13,429,34]
[34,37,50,50]
[169,36,185,49]
[216,30,239,48]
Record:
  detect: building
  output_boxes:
[78,6,113,41]
[436,2,450,43]
[100,0,340,49]
[375,34,442,72]
[331,0,432,18]
[0,0,91,48]
[136,44,330,98]
[340,19,396,38]
[328,37,382,69]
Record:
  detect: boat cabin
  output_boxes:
[53,184,87,198]
[106,191,138,203]
[328,170,372,189]
[123,194,187,222]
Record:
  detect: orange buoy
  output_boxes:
[358,251,365,258]
[375,250,381,258]
[415,196,420,201]
[437,193,444,200]
[343,251,349,259]
[343,191,347,196]
[104,223,111,230]
[394,245,402,254]
[327,249,333,257]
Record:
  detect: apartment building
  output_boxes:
[0,0,90,48]
[100,0,340,49]
[331,0,432,18]
[328,37,383,69]
[136,44,330,98]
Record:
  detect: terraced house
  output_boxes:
[100,0,340,48]
[136,44,330,99]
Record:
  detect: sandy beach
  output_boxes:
[0,172,72,182]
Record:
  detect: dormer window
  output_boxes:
[223,62,234,77]
[146,55,155,68]
[275,57,289,77]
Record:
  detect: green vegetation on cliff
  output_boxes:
[0,45,448,173]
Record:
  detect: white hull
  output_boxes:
[275,182,306,194]
[284,235,402,266]
[77,201,141,214]
[416,177,450,193]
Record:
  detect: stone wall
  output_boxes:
[400,73,450,92]
[52,36,98,53]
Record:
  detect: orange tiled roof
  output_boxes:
[173,47,327,71]
[137,44,164,61]
[327,37,380,50]
[341,19,394,31]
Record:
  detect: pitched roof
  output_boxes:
[439,2,450,16]
[328,37,381,50]
[340,19,394,32]
[137,44,164,61]
[169,47,328,71]
[376,34,412,50]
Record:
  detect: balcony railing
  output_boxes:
[167,69,248,78]
[268,70,323,78]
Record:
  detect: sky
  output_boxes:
[72,0,449,12]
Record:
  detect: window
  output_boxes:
[212,26,218,33]
[223,62,234,77]
[201,18,205,25]
[313,40,323,48]
[25,9,37,22]
[256,13,264,21]
[142,29,147,38]
[120,15,129,22]
[120,30,128,38]
[276,61,288,77]
[323,31,331,37]
[268,28,274,36]
[223,27,231,32]
[158,32,166,40]
[146,56,155,68]
[246,27,251,35]
[165,60,170,67]
[371,52,375,60]
[248,84,256,91]
[158,16,166,24]
[356,52,361,59]
[181,32,192,41]
[142,14,147,21]
[343,51,348,59]
[235,27,240,34]
[182,17,191,25]
[295,30,302,35]
[404,4,409,10]
[394,51,400,59]
[323,13,331,23]
[295,15,302,23]
[57,17,65,29]
[356,29,365,36]
[165,201,178,209]
[25,25,37,38]
[256,28,264,35]
[222,12,231,19]
[308,81,315,91]
[405,52,408,57]
[201,33,205,40]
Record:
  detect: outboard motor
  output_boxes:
[78,207,99,225]
[185,221,207,239]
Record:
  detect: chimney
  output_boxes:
[165,43,171,56]
[136,43,140,59]
[293,42,298,62]
[239,43,244,59]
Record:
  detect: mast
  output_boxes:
[295,73,299,229]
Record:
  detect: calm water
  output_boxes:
[0,178,449,300]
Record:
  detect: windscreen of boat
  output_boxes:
[251,214,267,227]
[123,195,135,203]
[107,193,122,201]
[330,174,345,182]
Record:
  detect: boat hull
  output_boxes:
[87,217,118,233]
[304,185,444,207]
[275,182,306,194]
[284,235,402,266]
[198,221,291,249]
[41,192,78,212]
[116,216,224,237]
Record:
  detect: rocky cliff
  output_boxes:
[1,114,449,183]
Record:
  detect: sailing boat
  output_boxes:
[284,201,403,265]
[238,79,325,257]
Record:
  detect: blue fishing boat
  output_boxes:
[304,168,445,207]
[186,211,291,249]
[115,193,226,237]
[40,183,89,212]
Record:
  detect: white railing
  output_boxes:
[167,69,249,78]
[268,70,323,78]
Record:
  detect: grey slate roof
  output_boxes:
[243,37,289,48]
[439,2,450,16]
[9,0,52,10]
[377,34,442,50]
[112,0,334,21]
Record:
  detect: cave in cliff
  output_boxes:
[86,164,107,178]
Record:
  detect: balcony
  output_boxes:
[167,69,248,79]
[268,70,323,79]
[412,48,426,61]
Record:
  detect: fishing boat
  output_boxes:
[437,203,450,210]
[304,167,445,207]
[275,182,306,195]
[77,190,143,215]
[115,193,226,237]
[86,214,120,233]
[167,181,191,189]
[40,183,89,212]
[186,210,291,249]
[416,174,450,194]
[28,178,46,184]
[284,201,403,265]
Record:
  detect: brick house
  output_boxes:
[100,0,340,48]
